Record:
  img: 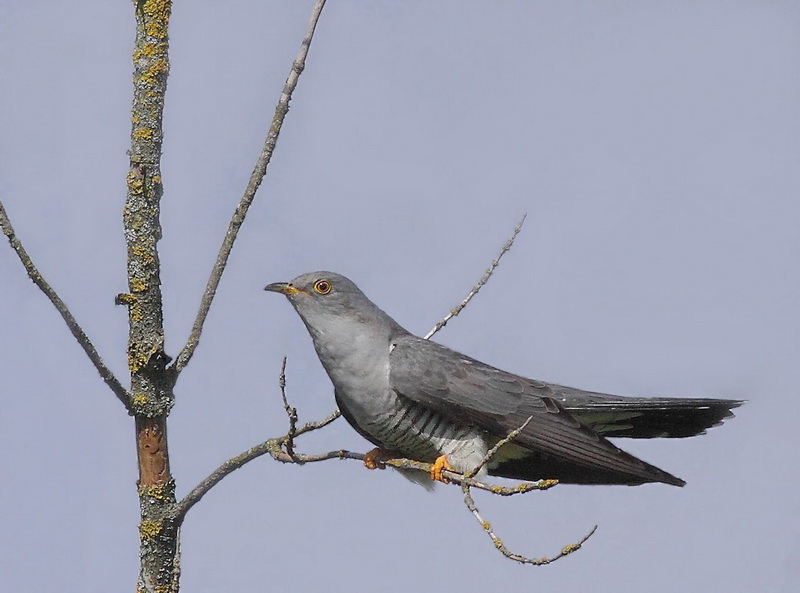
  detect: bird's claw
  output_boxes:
[430,455,454,483]
[363,447,391,470]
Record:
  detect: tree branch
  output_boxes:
[175,373,552,524]
[461,485,597,565]
[173,410,341,524]
[278,357,299,459]
[0,200,131,409]
[174,409,554,525]
[172,0,328,374]
[425,213,527,340]
[459,415,597,564]
[464,416,534,480]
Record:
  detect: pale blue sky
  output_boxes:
[2,2,798,591]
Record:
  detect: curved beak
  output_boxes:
[264,282,302,295]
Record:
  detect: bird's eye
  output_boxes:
[313,279,332,294]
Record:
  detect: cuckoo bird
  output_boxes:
[265,272,741,487]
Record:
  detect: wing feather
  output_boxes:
[389,336,684,486]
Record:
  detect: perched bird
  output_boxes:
[265,271,741,487]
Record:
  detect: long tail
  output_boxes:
[557,393,743,439]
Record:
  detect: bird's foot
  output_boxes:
[363,447,393,470]
[430,455,454,483]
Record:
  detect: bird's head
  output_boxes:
[265,271,403,338]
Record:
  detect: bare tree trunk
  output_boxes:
[120,1,179,590]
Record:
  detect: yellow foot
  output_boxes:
[430,455,454,483]
[363,447,392,470]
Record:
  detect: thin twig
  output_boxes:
[0,200,131,409]
[172,0,328,373]
[278,357,299,458]
[268,445,555,496]
[173,409,341,524]
[425,213,527,340]
[462,485,598,565]
[173,407,559,524]
[380,457,558,495]
[464,415,534,479]
[459,416,596,565]
[293,409,342,437]
[174,438,285,523]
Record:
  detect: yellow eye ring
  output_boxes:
[313,279,332,294]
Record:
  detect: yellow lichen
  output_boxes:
[130,245,156,266]
[130,278,147,293]
[138,43,157,59]
[132,393,148,408]
[127,171,144,193]
[139,520,161,541]
[137,59,168,86]
[143,0,172,38]
[116,293,136,306]
[139,483,167,499]
[122,296,144,323]
[132,127,153,140]
[128,343,149,372]
[117,294,144,324]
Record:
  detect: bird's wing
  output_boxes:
[388,335,683,486]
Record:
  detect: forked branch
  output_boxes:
[179,355,594,566]
[175,392,550,524]
[461,416,597,564]
[462,486,597,565]
[174,408,341,523]
[0,200,130,409]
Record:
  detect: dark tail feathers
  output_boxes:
[562,396,743,439]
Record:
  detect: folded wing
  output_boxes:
[388,336,739,486]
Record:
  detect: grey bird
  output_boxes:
[265,271,742,487]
